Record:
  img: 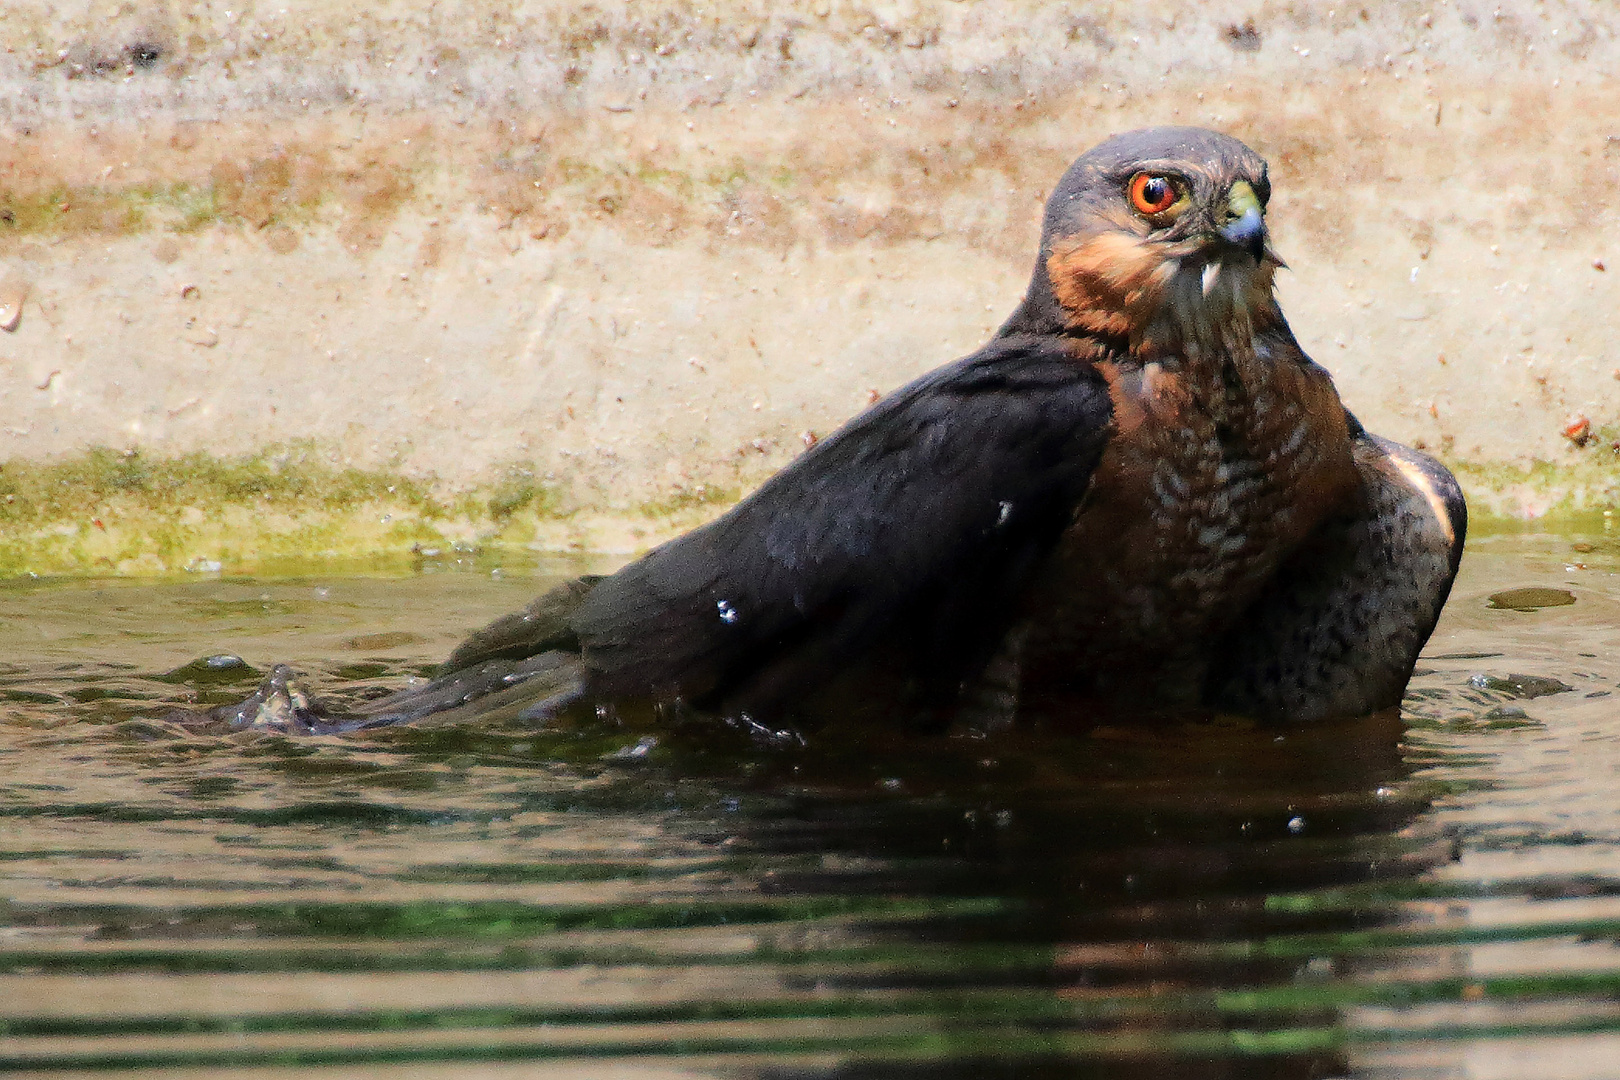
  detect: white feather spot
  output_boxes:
[1391,453,1456,548]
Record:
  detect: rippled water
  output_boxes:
[2,534,1620,1078]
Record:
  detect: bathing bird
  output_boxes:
[208,127,1464,735]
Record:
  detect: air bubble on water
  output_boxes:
[1288,815,1306,834]
[716,598,739,624]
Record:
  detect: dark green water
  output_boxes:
[2,535,1620,1078]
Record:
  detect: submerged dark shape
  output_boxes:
[190,126,1465,737]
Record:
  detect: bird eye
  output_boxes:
[1128,173,1179,216]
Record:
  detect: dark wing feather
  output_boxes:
[569,333,1114,711]
[436,575,602,676]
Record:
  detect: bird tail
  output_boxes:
[171,650,588,735]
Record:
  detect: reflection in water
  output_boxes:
[0,535,1618,1077]
[715,710,1434,1079]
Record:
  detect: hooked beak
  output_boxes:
[1217,181,1267,264]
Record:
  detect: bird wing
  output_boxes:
[436,575,602,676]
[1205,430,1466,721]
[569,333,1115,713]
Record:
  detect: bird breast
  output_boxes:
[1023,330,1358,694]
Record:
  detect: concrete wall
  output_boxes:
[0,0,1616,568]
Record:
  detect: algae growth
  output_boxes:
[0,444,446,576]
[0,443,744,578]
[1450,427,1620,530]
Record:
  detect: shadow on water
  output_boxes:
[2,534,1620,1077]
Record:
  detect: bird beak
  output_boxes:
[1218,181,1267,264]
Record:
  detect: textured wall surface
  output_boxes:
[0,1,1614,567]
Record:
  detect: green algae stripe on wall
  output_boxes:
[0,444,734,577]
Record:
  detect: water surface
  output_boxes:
[2,534,1620,1078]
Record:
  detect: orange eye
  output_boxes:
[1128,173,1178,215]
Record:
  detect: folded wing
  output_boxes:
[569,334,1115,716]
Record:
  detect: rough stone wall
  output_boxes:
[0,0,1615,567]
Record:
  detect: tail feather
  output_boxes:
[172,651,588,734]
[437,575,601,676]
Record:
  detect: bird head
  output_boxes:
[1000,127,1283,353]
